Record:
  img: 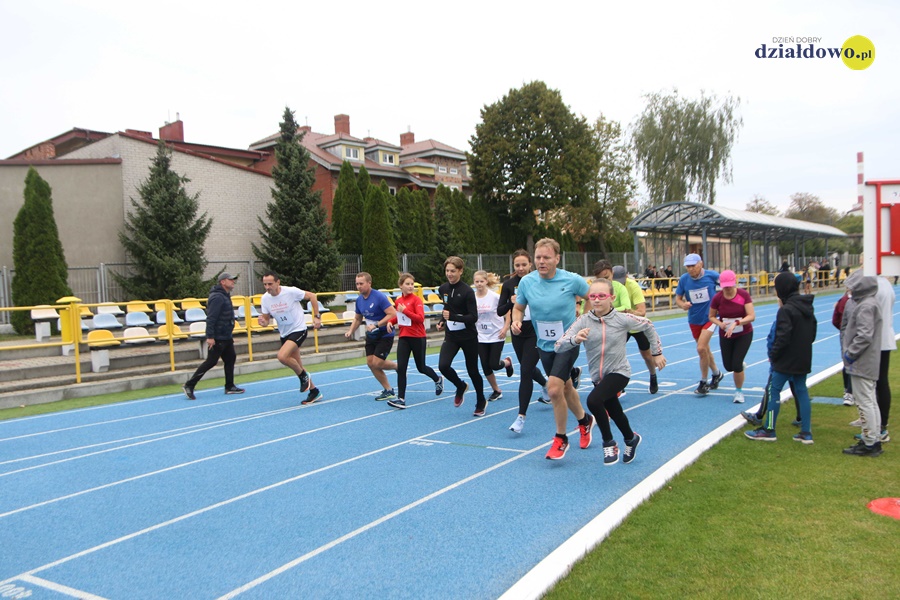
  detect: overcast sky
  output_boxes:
[1,0,896,216]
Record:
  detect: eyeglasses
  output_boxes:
[588,293,612,300]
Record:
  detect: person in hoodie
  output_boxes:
[182,272,245,400]
[745,271,816,443]
[555,278,667,466]
[841,270,884,457]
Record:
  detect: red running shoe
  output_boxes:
[546,436,569,460]
[579,413,595,449]
[454,383,468,408]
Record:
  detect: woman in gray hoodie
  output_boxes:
[556,278,667,466]
[841,270,884,456]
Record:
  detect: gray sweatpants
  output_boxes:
[850,375,881,445]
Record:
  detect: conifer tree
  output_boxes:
[115,142,212,300]
[394,186,417,254]
[332,160,364,254]
[11,168,72,334]
[361,183,398,289]
[253,107,341,292]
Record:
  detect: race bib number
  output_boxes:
[536,320,563,342]
[446,320,465,331]
[365,318,378,328]
[689,288,710,304]
[397,312,411,327]
[723,317,744,333]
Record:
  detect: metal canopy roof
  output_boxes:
[628,201,847,241]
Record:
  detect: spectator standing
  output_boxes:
[872,276,895,442]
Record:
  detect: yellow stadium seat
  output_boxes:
[126,301,154,313]
[180,298,204,310]
[320,312,341,326]
[86,329,120,348]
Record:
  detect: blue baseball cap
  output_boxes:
[683,253,702,267]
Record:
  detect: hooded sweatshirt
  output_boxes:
[841,270,882,380]
[768,272,817,374]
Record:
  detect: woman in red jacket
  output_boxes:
[386,273,443,409]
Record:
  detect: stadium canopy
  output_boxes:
[627,201,847,272]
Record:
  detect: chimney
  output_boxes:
[400,131,415,146]
[334,114,350,136]
[160,119,185,142]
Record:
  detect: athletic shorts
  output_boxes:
[627,330,650,352]
[280,330,308,347]
[538,347,580,382]
[365,335,395,360]
[690,322,716,341]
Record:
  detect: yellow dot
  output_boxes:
[842,35,875,70]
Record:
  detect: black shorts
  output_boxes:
[280,329,308,347]
[365,335,395,359]
[627,330,650,352]
[538,346,580,381]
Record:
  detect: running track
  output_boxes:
[1,289,897,599]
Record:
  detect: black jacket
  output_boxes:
[768,293,817,374]
[205,284,235,341]
[438,280,477,341]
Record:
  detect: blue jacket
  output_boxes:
[205,284,235,341]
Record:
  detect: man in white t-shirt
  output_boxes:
[259,270,323,405]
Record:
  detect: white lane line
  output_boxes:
[17,574,109,599]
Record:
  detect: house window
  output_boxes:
[438,166,447,173]
[388,187,396,195]
[450,168,458,175]
[382,154,395,165]
[450,185,459,191]
[346,147,360,160]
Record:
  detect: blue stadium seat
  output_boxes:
[125,312,155,327]
[91,313,123,330]
[156,309,184,325]
[184,308,207,323]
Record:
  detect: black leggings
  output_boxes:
[586,373,633,443]
[477,341,505,377]
[877,350,891,426]
[396,336,439,399]
[719,332,752,373]
[439,336,485,404]
[512,332,547,415]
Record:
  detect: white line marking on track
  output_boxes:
[17,574,109,599]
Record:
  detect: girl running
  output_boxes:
[473,270,514,402]
[386,273,444,410]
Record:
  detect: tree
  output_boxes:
[361,183,398,288]
[433,185,464,258]
[115,142,212,300]
[468,80,599,250]
[449,188,476,253]
[11,168,72,334]
[745,194,780,216]
[253,107,341,292]
[632,89,742,205]
[332,161,364,254]
[783,192,839,225]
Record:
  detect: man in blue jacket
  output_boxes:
[183,272,245,400]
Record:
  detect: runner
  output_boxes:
[612,265,661,394]
[473,270,514,402]
[258,270,323,405]
[512,238,593,460]
[556,278,667,465]
[344,272,398,401]
[708,269,755,404]
[437,256,487,416]
[499,250,551,434]
[385,273,443,410]
[675,253,723,395]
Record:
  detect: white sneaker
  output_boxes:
[536,386,551,404]
[849,418,862,427]
[842,392,855,406]
[509,415,525,434]
[733,391,745,404]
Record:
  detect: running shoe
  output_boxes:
[182,384,196,401]
[537,386,552,404]
[709,371,724,390]
[434,376,444,396]
[623,433,642,463]
[504,357,514,378]
[301,388,323,405]
[454,383,468,408]
[579,413,595,449]
[793,431,814,445]
[744,427,776,442]
[225,386,245,395]
[741,411,762,426]
[488,390,503,402]
[849,418,862,427]
[602,439,619,465]
[649,374,659,395]
[299,370,310,392]
[387,398,407,409]
[842,392,855,406]
[546,436,569,460]
[571,367,582,389]
[473,402,486,417]
[374,388,396,401]
[854,430,890,443]
[695,380,710,396]
[733,391,745,404]
[842,440,883,457]
[509,415,525,434]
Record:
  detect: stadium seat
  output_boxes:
[126,301,154,314]
[31,305,59,322]
[188,322,207,339]
[184,308,207,323]
[320,312,341,326]
[122,327,155,344]
[91,312,123,330]
[181,298,204,310]
[430,303,444,314]
[342,310,356,321]
[79,305,94,318]
[156,309,184,325]
[96,303,125,316]
[86,329,120,348]
[426,293,441,304]
[125,312,155,327]
[157,325,188,340]
[236,305,259,319]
